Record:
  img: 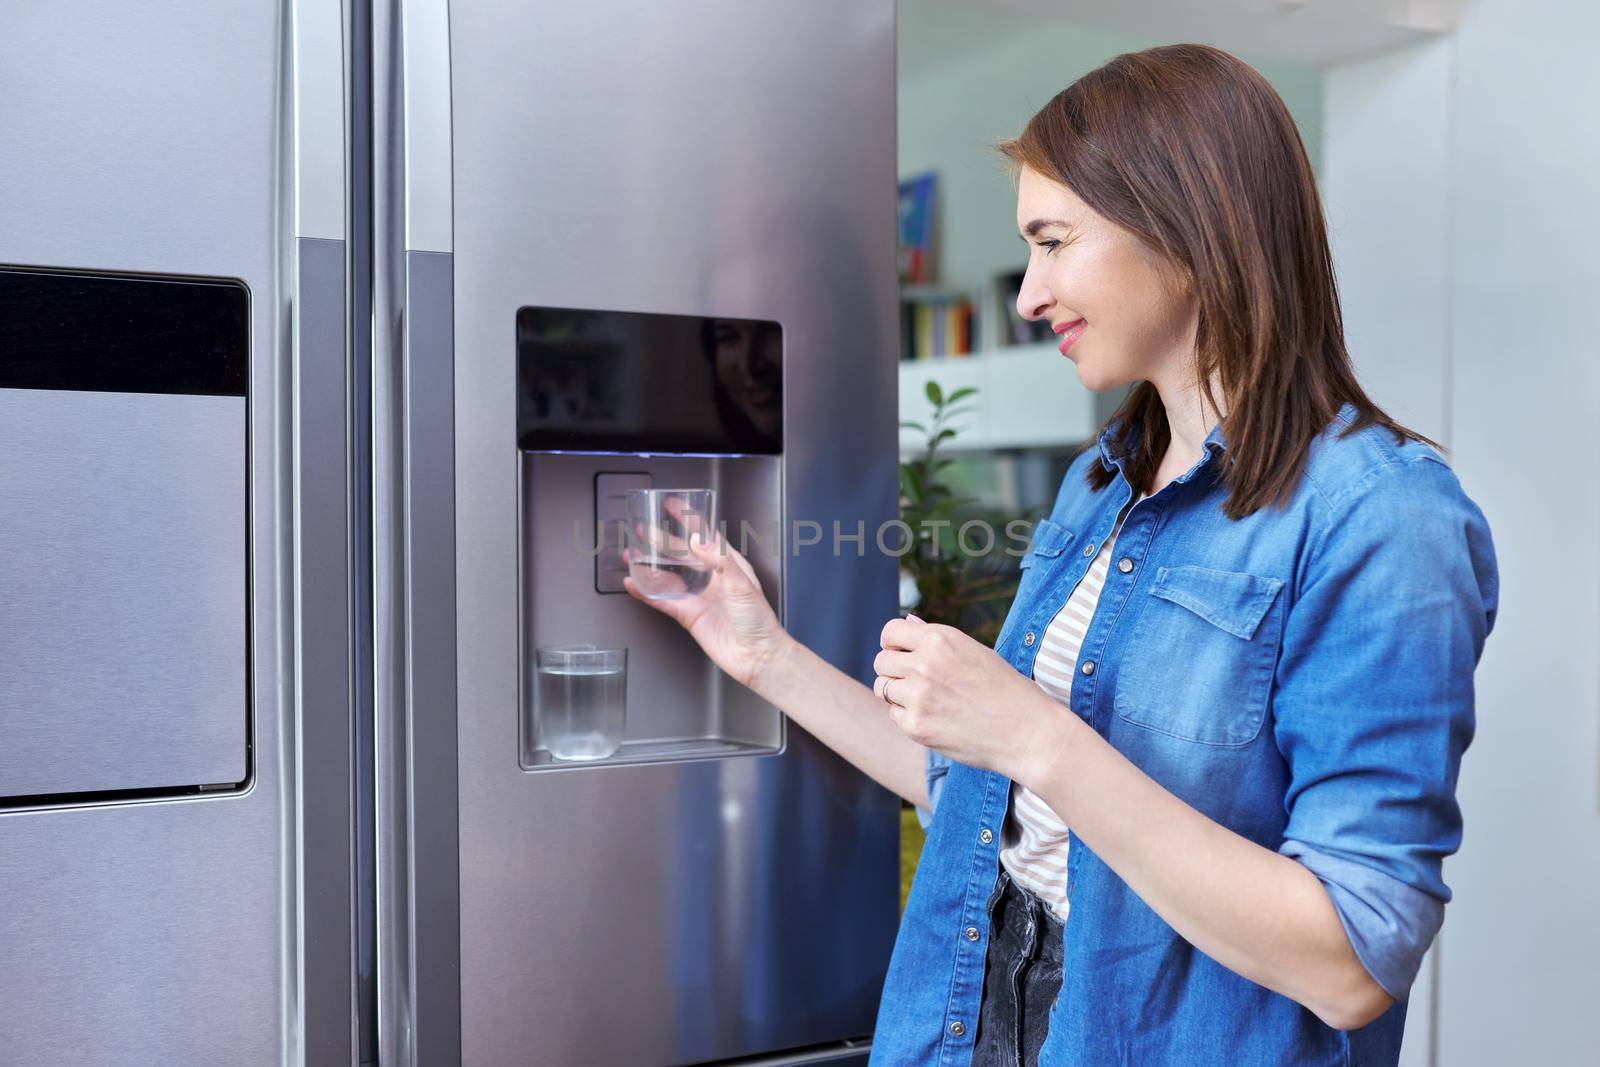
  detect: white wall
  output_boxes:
[1323,38,1454,1067]
[1324,38,1453,447]
[1323,4,1600,1063]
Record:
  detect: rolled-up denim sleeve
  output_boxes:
[1278,839,1444,1000]
[917,747,954,831]
[1272,454,1498,1001]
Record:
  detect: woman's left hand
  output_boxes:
[872,614,1068,785]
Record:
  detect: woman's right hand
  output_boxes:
[622,528,790,690]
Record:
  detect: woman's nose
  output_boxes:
[1015,266,1053,322]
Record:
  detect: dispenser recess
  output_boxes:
[517,306,785,770]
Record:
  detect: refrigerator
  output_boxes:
[0,2,902,1064]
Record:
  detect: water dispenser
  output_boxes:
[516,306,785,769]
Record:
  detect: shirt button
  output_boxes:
[1080,659,1095,676]
[1023,630,1036,646]
[949,1020,966,1037]
[1117,557,1134,573]
[1082,543,1096,557]
[964,926,980,942]
[979,828,994,845]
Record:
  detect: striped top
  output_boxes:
[999,495,1140,922]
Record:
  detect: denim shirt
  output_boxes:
[871,403,1498,1066]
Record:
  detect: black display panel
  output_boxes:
[517,306,782,455]
[0,266,249,397]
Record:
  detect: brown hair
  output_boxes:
[996,43,1436,518]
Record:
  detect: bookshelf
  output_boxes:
[899,285,978,360]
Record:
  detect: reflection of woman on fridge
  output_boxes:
[629,43,1498,1067]
[702,317,783,455]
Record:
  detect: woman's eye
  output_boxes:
[1036,240,1061,255]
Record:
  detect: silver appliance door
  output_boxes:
[377,1,901,1063]
[0,1,356,1062]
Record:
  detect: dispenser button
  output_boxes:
[594,472,653,594]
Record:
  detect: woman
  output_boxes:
[626,43,1497,1066]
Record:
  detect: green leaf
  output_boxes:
[903,463,926,502]
[898,466,915,500]
[945,386,979,404]
[898,419,928,433]
[924,380,943,407]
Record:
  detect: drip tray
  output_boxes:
[521,736,777,771]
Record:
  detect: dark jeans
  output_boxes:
[971,867,1066,1067]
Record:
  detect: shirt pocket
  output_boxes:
[998,519,1076,652]
[1114,565,1285,747]
[1019,518,1073,569]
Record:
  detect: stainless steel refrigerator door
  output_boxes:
[0,1,356,1062]
[376,1,902,1063]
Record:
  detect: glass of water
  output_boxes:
[623,487,717,600]
[534,643,627,761]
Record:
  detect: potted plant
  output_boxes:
[897,381,1029,647]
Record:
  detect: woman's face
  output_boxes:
[709,319,782,438]
[1014,166,1197,393]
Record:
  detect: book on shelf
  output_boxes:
[897,172,937,284]
[994,268,1055,345]
[899,289,975,360]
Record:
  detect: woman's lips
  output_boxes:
[1054,318,1086,355]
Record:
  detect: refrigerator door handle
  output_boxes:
[288,0,357,1062]
[394,0,461,1062]
[289,0,346,242]
[400,0,453,255]
[398,247,462,1067]
[291,233,358,1066]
